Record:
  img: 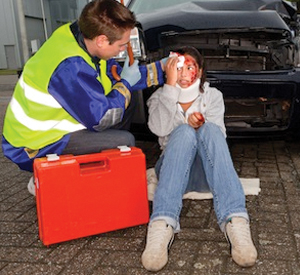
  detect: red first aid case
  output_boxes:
[33,146,149,246]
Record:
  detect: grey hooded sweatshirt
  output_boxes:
[147,81,226,152]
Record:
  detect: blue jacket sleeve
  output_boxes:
[48,57,128,131]
[106,59,165,91]
[133,60,165,91]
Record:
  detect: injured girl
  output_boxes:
[141,46,257,272]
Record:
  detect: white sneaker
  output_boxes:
[225,217,257,267]
[27,176,36,196]
[141,220,174,272]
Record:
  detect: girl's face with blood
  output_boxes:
[177,54,201,88]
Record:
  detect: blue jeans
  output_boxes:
[151,123,248,232]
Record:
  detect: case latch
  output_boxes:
[46,154,60,161]
[117,145,132,152]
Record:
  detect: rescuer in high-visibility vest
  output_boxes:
[2,0,166,195]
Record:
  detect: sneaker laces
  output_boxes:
[147,222,174,251]
[226,218,251,246]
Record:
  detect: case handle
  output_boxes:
[76,153,110,175]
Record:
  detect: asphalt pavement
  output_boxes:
[1,74,300,274]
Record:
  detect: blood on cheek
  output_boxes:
[184,57,198,83]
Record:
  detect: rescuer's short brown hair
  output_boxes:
[78,0,136,44]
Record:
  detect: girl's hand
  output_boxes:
[165,57,178,86]
[188,112,205,129]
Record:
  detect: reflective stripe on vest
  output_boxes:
[20,75,62,108]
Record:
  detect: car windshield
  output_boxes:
[128,0,296,18]
[128,0,193,14]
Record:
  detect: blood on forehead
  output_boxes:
[184,56,197,68]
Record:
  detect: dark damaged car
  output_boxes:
[121,0,300,138]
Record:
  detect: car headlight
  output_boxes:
[115,27,147,62]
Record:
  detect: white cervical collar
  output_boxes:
[176,79,201,103]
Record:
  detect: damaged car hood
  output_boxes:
[132,0,296,50]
